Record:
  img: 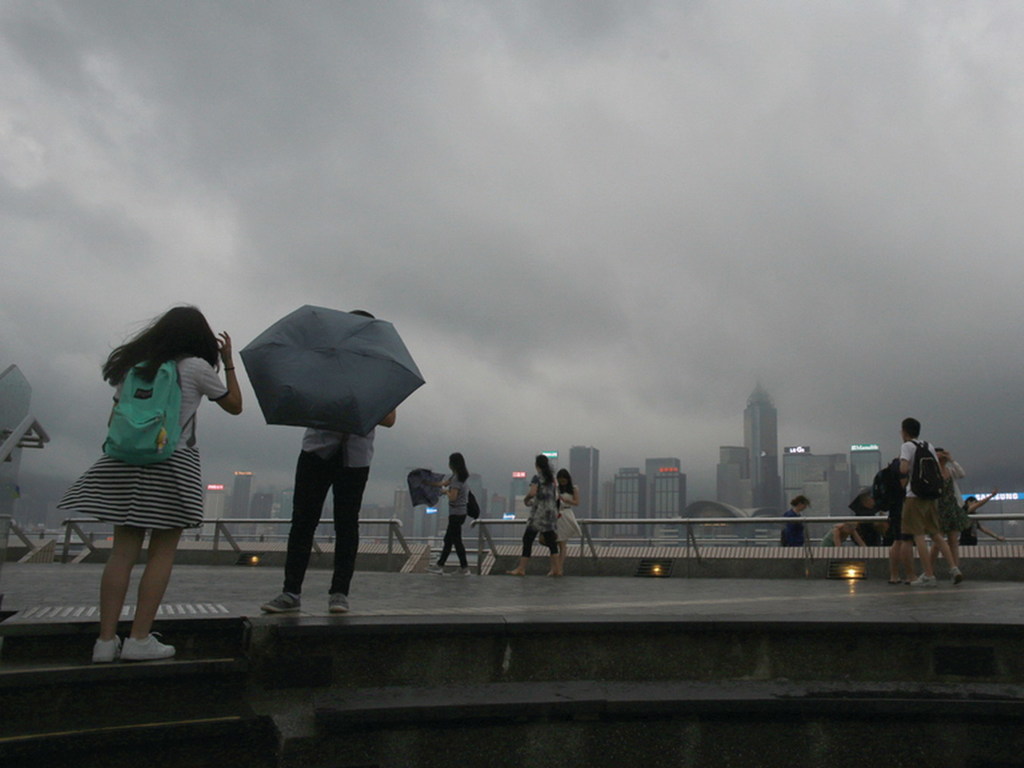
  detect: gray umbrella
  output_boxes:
[240,305,424,436]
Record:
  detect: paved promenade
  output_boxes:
[3,562,1024,627]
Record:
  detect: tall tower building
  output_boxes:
[509,471,529,517]
[744,385,781,508]
[569,446,600,517]
[717,446,751,508]
[782,448,850,517]
[850,444,882,492]
[613,467,646,537]
[203,484,227,520]
[645,458,684,517]
[229,471,253,518]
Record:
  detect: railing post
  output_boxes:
[475,521,483,574]
[61,519,73,564]
[580,521,599,560]
[685,521,703,564]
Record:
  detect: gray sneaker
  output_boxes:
[261,592,301,613]
[329,593,349,613]
[458,567,472,576]
[426,564,444,574]
[951,567,964,585]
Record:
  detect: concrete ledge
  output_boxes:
[315,679,1024,730]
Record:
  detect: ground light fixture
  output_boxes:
[236,553,264,566]
[635,558,673,577]
[827,559,866,580]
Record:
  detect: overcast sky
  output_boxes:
[3,1,1023,511]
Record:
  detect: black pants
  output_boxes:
[283,450,369,596]
[438,515,468,568]
[521,525,558,557]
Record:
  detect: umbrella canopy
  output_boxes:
[407,468,445,507]
[241,305,424,436]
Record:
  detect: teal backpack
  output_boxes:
[103,361,190,464]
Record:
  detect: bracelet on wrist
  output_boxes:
[224,366,235,371]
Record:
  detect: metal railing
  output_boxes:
[470,513,1022,573]
[56,517,412,567]
[6,512,1018,572]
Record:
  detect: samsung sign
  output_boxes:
[785,446,810,455]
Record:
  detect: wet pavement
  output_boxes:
[2,562,1022,627]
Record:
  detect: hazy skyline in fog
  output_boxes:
[3,2,1024,511]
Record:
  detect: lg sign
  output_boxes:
[785,446,810,455]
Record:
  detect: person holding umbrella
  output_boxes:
[259,310,399,615]
[426,452,472,576]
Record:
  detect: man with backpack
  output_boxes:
[898,417,961,587]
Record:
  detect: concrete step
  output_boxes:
[0,604,247,665]
[314,679,1024,729]
[0,655,279,768]
[0,713,277,768]
[276,680,1024,768]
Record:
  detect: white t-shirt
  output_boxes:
[301,428,376,468]
[899,439,939,499]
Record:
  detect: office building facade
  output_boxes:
[570,446,600,517]
[744,384,781,508]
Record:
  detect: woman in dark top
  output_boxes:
[506,454,560,576]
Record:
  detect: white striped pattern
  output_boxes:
[17,602,231,620]
[57,447,204,529]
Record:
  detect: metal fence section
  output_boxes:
[4,512,1021,576]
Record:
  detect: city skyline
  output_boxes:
[5,3,1023,526]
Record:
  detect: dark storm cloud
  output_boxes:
[3,1,1023,508]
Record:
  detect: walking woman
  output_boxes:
[554,468,582,576]
[59,306,242,662]
[427,452,472,575]
[506,455,560,576]
[929,449,971,574]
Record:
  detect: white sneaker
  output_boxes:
[458,567,472,576]
[120,633,176,662]
[951,567,964,585]
[426,564,444,574]
[909,575,938,588]
[92,636,121,663]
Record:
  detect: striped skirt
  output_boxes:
[57,447,204,529]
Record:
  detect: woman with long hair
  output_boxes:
[554,468,582,576]
[506,454,560,576]
[427,452,472,575]
[59,306,242,662]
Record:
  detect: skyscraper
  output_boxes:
[850,444,882,492]
[203,484,227,520]
[229,471,253,518]
[717,446,751,508]
[509,471,529,517]
[648,460,687,518]
[744,384,781,508]
[782,447,850,516]
[613,467,646,537]
[569,445,600,516]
